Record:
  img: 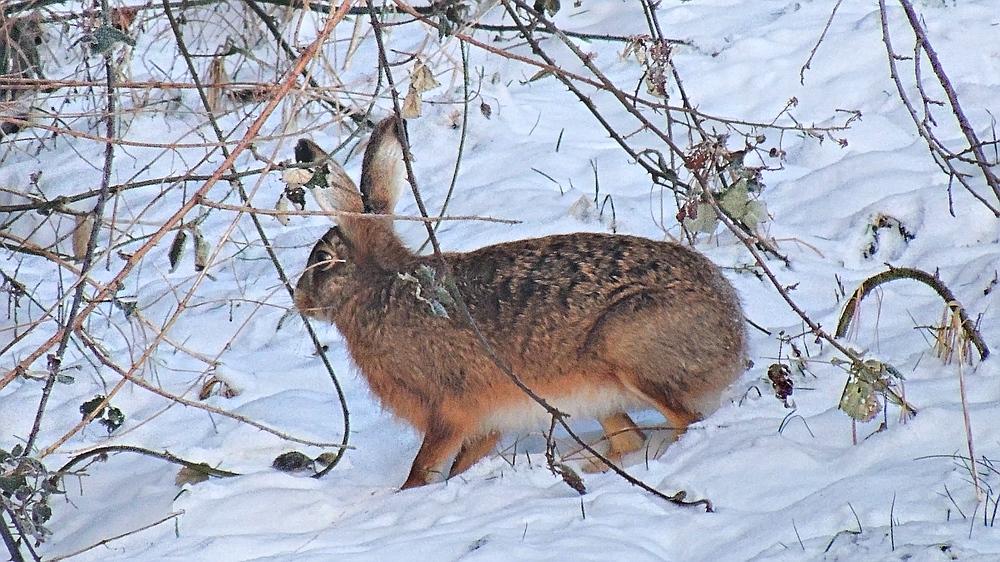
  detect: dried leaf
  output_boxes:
[281,168,314,186]
[683,202,718,234]
[88,25,135,56]
[275,193,291,226]
[567,195,595,222]
[534,0,561,17]
[111,7,138,33]
[193,229,210,272]
[719,180,749,219]
[205,56,229,113]
[410,63,441,93]
[198,376,240,400]
[525,68,553,83]
[315,452,339,467]
[176,464,212,487]
[168,229,187,273]
[554,462,586,495]
[766,363,793,406]
[72,213,95,261]
[79,395,106,419]
[743,200,768,228]
[480,101,492,119]
[285,185,306,210]
[402,86,422,119]
[99,406,125,433]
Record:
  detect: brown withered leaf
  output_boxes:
[111,6,138,33]
[410,63,440,94]
[402,86,422,119]
[168,228,187,273]
[205,56,229,113]
[767,363,793,406]
[176,464,212,487]
[198,376,240,400]
[72,213,95,261]
[193,229,210,272]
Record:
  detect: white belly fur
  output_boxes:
[478,386,649,435]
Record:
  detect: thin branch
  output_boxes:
[46,511,184,562]
[1,508,28,562]
[198,198,521,223]
[799,0,844,85]
[897,0,1000,202]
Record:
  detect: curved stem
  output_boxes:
[835,266,989,361]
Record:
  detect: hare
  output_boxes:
[294,117,747,489]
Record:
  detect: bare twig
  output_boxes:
[46,511,184,562]
[878,0,1000,217]
[800,0,844,85]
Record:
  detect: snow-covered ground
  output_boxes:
[2,0,999,560]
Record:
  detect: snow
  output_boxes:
[2,0,999,560]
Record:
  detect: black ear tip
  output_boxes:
[295,139,320,163]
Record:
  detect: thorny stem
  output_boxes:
[896,0,1000,203]
[877,0,1000,217]
[1,503,40,562]
[416,40,471,254]
[501,0,787,263]
[799,0,844,85]
[835,266,989,360]
[241,0,368,125]
[0,169,269,214]
[36,329,348,455]
[45,511,183,562]
[1,508,29,562]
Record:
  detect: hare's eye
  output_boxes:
[314,250,344,272]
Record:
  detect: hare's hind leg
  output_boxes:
[627,381,701,443]
[448,431,502,479]
[600,412,646,459]
[582,411,646,473]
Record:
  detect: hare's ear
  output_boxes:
[294,139,327,164]
[294,138,364,217]
[359,117,407,215]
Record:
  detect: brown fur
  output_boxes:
[294,118,747,489]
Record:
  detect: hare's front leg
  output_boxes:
[401,420,467,489]
[448,431,502,479]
